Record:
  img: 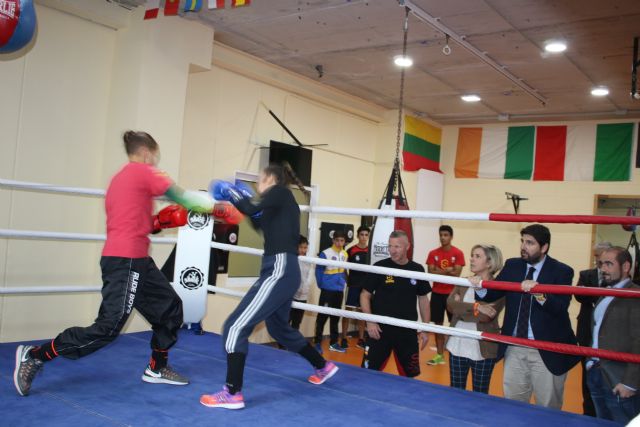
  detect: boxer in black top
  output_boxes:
[202,163,338,409]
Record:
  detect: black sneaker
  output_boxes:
[356,339,366,350]
[340,338,349,349]
[142,365,189,385]
[14,345,43,396]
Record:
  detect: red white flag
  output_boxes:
[208,0,225,8]
[144,0,160,19]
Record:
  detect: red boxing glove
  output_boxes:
[212,202,244,225]
[152,205,188,234]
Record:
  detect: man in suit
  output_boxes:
[586,246,640,424]
[475,224,579,409]
[575,242,612,416]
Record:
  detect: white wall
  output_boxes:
[0,3,213,342]
[180,46,395,341]
[3,3,636,345]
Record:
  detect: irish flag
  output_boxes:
[455,122,637,181]
[402,116,442,173]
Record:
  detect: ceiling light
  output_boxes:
[591,86,609,97]
[393,55,413,67]
[544,40,567,53]
[461,94,481,102]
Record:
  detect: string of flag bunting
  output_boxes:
[144,0,251,20]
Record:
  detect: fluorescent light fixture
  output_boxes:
[591,86,609,96]
[544,40,567,53]
[461,94,481,102]
[393,55,413,67]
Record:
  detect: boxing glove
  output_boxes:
[152,205,187,234]
[234,180,255,199]
[209,180,244,203]
[212,202,244,225]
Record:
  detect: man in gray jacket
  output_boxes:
[586,246,640,424]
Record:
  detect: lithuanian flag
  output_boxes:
[402,116,442,173]
[454,122,637,181]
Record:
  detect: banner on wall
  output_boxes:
[454,122,637,181]
[402,115,442,173]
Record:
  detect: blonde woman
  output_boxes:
[446,244,504,393]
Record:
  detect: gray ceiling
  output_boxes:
[184,0,640,125]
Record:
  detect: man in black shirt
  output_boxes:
[360,230,431,378]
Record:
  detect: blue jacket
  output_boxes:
[315,246,348,292]
[479,256,580,375]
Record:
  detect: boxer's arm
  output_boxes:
[165,184,214,213]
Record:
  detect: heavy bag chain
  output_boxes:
[393,7,410,191]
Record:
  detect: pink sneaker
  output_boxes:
[308,361,338,385]
[200,386,245,409]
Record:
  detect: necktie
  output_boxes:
[515,266,536,338]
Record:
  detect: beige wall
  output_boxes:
[438,122,639,278]
[180,46,396,340]
[0,3,213,342]
[2,3,637,345]
[437,122,639,325]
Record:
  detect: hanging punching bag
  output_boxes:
[369,165,414,265]
[369,7,415,265]
[622,206,638,232]
[0,0,37,54]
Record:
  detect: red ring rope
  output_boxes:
[489,213,640,225]
[483,280,640,299]
[481,332,640,364]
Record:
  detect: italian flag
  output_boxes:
[402,116,442,173]
[455,122,637,181]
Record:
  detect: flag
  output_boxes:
[402,116,442,173]
[184,0,203,12]
[144,0,160,19]
[208,0,225,8]
[454,122,636,181]
[231,0,250,7]
[164,0,180,15]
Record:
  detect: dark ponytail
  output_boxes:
[264,162,310,196]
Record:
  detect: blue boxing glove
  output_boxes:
[209,180,244,203]
[234,180,255,200]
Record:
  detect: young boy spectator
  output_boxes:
[289,235,314,330]
[342,226,370,349]
[426,225,465,366]
[314,230,348,353]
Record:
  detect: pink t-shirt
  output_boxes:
[102,162,173,258]
[426,246,466,294]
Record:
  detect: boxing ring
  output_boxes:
[1,177,637,426]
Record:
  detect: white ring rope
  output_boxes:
[8,177,638,224]
[0,178,105,198]
[0,228,471,289]
[299,205,490,221]
[207,284,482,341]
[0,178,488,220]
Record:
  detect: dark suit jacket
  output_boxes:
[574,267,600,346]
[593,281,640,389]
[478,256,580,375]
